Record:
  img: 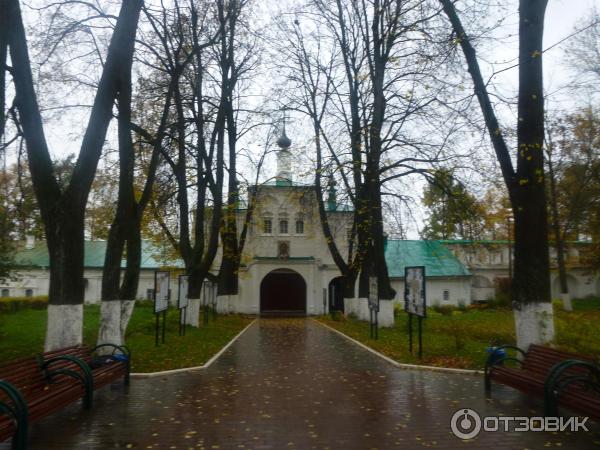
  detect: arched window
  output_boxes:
[295,219,304,234]
[263,219,273,234]
[279,220,288,234]
[1,288,9,297]
[25,289,33,297]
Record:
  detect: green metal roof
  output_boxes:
[438,239,509,245]
[326,203,354,212]
[14,239,469,277]
[14,241,184,269]
[385,240,470,278]
[440,239,592,246]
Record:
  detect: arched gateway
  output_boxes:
[260,269,306,314]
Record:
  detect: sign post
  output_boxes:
[202,280,209,325]
[178,275,189,336]
[404,266,426,358]
[154,271,170,346]
[368,276,379,339]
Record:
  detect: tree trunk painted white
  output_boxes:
[186,298,201,327]
[513,301,555,351]
[120,300,135,342]
[97,301,123,350]
[45,304,83,351]
[217,295,233,314]
[377,300,395,328]
[560,293,573,312]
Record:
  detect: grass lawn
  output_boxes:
[317,298,600,370]
[0,302,254,373]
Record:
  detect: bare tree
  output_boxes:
[97,0,213,346]
[564,9,600,96]
[439,0,554,349]
[274,0,453,303]
[216,0,259,296]
[143,0,252,325]
[5,0,143,350]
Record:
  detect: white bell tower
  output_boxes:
[275,120,293,186]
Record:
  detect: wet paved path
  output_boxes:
[7,319,599,449]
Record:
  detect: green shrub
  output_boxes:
[433,304,456,315]
[0,296,48,312]
[486,294,511,309]
[467,302,489,310]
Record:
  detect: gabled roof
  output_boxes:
[14,240,184,269]
[385,240,470,278]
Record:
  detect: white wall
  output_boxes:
[390,277,472,307]
[0,268,179,304]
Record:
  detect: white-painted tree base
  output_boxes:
[559,293,573,312]
[186,298,201,327]
[343,298,394,327]
[97,300,136,353]
[98,301,123,349]
[120,300,135,339]
[45,304,83,351]
[513,301,555,351]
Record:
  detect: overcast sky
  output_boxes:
[9,0,600,240]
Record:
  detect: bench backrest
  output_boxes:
[0,357,47,397]
[522,344,596,377]
[37,345,94,377]
[41,345,92,363]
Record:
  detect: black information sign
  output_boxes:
[404,266,426,358]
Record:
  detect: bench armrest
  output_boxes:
[544,359,600,416]
[92,343,131,358]
[0,380,28,448]
[91,344,131,385]
[41,356,94,409]
[484,345,526,392]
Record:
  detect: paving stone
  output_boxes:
[3,318,598,449]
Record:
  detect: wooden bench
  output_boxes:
[1,344,130,449]
[0,354,92,450]
[485,344,600,419]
